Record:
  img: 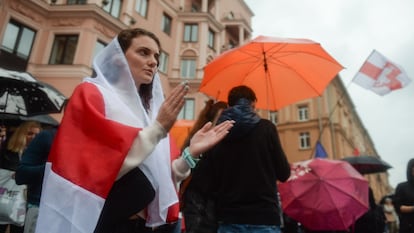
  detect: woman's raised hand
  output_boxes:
[156,82,189,132]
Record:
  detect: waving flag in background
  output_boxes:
[352,50,411,96]
[315,141,328,158]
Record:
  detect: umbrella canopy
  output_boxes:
[278,158,369,231]
[341,155,392,174]
[200,36,343,110]
[170,119,195,149]
[0,68,67,116]
[0,113,59,127]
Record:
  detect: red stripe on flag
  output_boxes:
[359,61,382,81]
[49,83,140,198]
[384,62,402,90]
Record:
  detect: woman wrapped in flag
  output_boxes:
[35,28,234,233]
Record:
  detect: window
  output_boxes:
[49,35,78,64]
[67,0,87,4]
[270,111,278,125]
[299,132,311,149]
[184,24,198,42]
[180,59,196,78]
[135,0,148,17]
[208,29,215,48]
[1,20,36,60]
[103,0,122,18]
[161,14,172,35]
[92,40,107,60]
[178,98,195,120]
[298,105,309,121]
[158,51,169,73]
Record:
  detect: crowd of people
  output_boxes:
[0,27,413,233]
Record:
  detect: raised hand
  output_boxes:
[156,82,189,132]
[189,120,234,157]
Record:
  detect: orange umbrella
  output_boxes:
[199,36,344,110]
[170,119,195,149]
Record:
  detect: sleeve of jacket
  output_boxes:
[15,129,56,185]
[269,122,291,182]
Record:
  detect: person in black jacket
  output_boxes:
[393,158,414,233]
[207,85,291,233]
[352,187,385,233]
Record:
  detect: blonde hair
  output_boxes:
[7,121,41,154]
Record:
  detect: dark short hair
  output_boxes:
[227,85,257,106]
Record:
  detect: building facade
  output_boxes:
[0,0,392,199]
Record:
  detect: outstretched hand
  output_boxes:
[189,120,234,157]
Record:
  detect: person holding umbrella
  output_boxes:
[393,158,414,233]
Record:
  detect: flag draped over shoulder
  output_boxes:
[36,38,177,233]
[352,50,411,96]
[315,141,328,158]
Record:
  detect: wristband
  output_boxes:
[182,147,199,169]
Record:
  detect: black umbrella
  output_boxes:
[0,68,67,116]
[341,155,392,174]
[0,113,59,127]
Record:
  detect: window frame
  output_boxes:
[135,0,148,17]
[270,111,278,125]
[103,0,122,18]
[208,28,215,48]
[178,98,195,120]
[49,34,79,65]
[158,51,169,73]
[299,132,311,149]
[298,105,309,121]
[161,13,172,35]
[183,24,198,42]
[1,20,36,60]
[67,0,87,4]
[180,58,196,79]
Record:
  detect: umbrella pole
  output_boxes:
[263,50,271,118]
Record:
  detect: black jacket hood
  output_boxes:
[217,98,260,140]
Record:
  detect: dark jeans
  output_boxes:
[182,190,217,233]
[218,224,281,233]
[114,218,179,233]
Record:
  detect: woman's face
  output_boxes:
[125,35,159,87]
[26,126,40,145]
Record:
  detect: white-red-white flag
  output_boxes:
[352,50,411,96]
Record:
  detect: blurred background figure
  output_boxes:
[15,127,58,233]
[393,158,414,233]
[180,99,227,233]
[0,125,6,151]
[382,197,399,233]
[0,121,41,233]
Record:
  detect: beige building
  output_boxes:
[0,0,392,200]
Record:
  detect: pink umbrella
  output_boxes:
[278,158,369,231]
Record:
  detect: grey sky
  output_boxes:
[244,0,414,188]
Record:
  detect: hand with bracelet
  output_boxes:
[182,120,234,167]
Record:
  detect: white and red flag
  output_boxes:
[36,38,177,233]
[352,50,411,96]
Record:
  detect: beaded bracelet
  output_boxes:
[182,147,200,169]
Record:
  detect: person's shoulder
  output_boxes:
[74,82,100,95]
[258,119,276,128]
